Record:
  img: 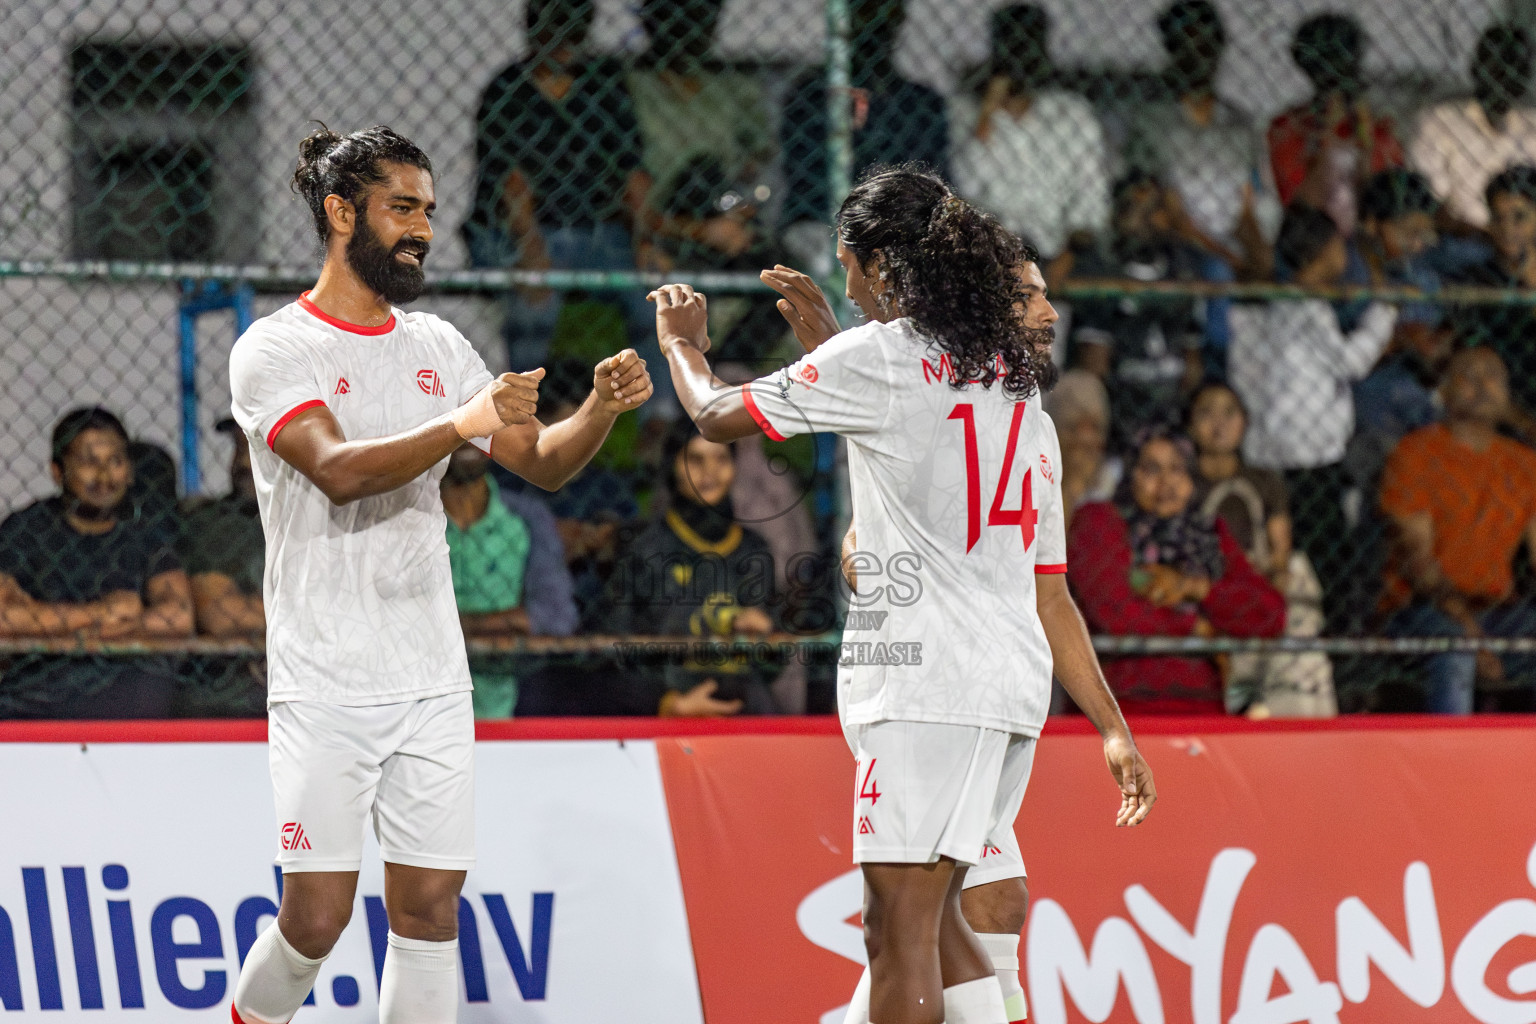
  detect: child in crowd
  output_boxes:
[1186,382,1335,717]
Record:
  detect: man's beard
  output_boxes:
[346,215,429,305]
[63,491,122,523]
[1023,325,1060,391]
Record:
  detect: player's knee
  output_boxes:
[388,902,459,943]
[281,902,353,957]
[960,877,1029,935]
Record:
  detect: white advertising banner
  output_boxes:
[0,739,704,1023]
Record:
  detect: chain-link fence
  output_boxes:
[3,0,1536,720]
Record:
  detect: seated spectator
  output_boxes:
[1126,0,1280,369]
[1451,165,1536,430]
[1411,24,1536,245]
[1348,319,1453,492]
[465,0,669,406]
[0,408,192,718]
[1186,383,1335,716]
[1042,369,1121,531]
[1067,427,1285,714]
[177,418,266,717]
[1230,203,1396,622]
[1068,172,1206,441]
[627,0,773,269]
[779,0,948,277]
[1343,168,1441,329]
[951,4,1109,271]
[1381,347,1536,713]
[602,423,779,716]
[1268,13,1404,236]
[441,445,534,719]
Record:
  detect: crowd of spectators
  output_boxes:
[4,0,1536,719]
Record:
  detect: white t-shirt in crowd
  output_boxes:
[229,294,494,706]
[742,318,1066,737]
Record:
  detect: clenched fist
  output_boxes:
[593,349,654,414]
[648,283,710,353]
[489,367,546,427]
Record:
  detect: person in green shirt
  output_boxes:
[441,445,533,718]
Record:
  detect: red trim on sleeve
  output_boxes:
[266,400,326,449]
[1034,563,1068,574]
[740,386,787,442]
[297,291,396,335]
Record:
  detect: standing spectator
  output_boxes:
[1067,427,1285,714]
[951,4,1109,270]
[441,445,533,719]
[178,418,266,716]
[1230,203,1396,620]
[602,423,779,716]
[1381,347,1536,713]
[466,0,664,402]
[1126,0,1280,369]
[1411,24,1536,236]
[1451,165,1536,424]
[627,0,773,259]
[1186,383,1335,716]
[1042,370,1122,532]
[1069,172,1206,442]
[1268,13,1404,236]
[779,0,948,276]
[0,408,192,718]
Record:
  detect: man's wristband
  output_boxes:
[451,385,506,440]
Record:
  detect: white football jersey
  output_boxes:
[744,318,1066,736]
[229,294,494,706]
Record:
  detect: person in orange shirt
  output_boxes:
[1381,347,1536,713]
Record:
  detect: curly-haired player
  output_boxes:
[227,124,651,1024]
[653,165,1155,1024]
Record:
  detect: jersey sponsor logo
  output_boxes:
[334,376,350,395]
[795,363,819,385]
[280,821,312,851]
[416,369,446,397]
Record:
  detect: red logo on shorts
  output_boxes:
[858,816,875,835]
[416,369,446,397]
[797,364,819,385]
[981,842,1002,858]
[280,822,312,851]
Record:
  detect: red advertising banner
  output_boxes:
[657,718,1536,1024]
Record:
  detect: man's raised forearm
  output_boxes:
[518,391,620,490]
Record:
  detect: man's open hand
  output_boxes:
[490,368,545,427]
[593,349,653,413]
[1104,731,1156,826]
[761,264,841,352]
[648,283,710,353]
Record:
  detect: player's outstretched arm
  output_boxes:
[1036,573,1157,827]
[649,283,763,443]
[489,350,654,491]
[272,369,544,505]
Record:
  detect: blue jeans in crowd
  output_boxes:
[1199,251,1234,380]
[1385,601,1536,714]
[465,221,677,415]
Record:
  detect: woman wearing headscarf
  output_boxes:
[1066,425,1284,713]
[601,419,781,715]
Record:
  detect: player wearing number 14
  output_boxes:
[652,165,1156,1024]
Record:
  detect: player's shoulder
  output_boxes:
[231,303,319,361]
[397,308,469,344]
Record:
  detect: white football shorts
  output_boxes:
[268,691,476,872]
[848,719,1034,880]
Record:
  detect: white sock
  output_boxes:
[977,933,1028,1022]
[842,967,872,1024]
[231,923,325,1024]
[379,931,460,1024]
[942,976,1007,1024]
